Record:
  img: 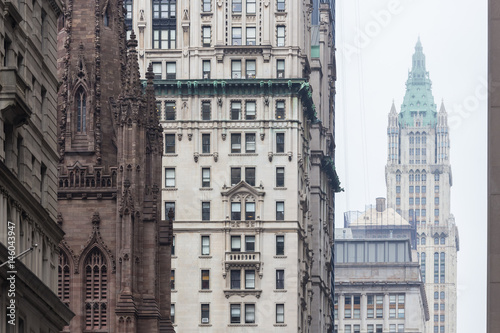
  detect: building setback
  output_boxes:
[126,0,338,331]
[56,0,174,332]
[0,0,74,331]
[385,39,459,333]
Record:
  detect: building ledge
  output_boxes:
[223,289,262,299]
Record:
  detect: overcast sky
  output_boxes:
[335,0,487,332]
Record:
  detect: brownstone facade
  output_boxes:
[56,0,174,332]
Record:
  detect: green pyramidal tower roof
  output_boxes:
[399,38,438,127]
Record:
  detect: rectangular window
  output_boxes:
[171,236,175,255]
[165,134,175,153]
[276,235,284,255]
[232,0,242,12]
[277,0,285,11]
[246,59,256,77]
[409,186,414,193]
[231,134,241,153]
[203,60,211,79]
[245,133,256,152]
[202,26,211,47]
[231,167,241,185]
[376,325,383,333]
[165,102,176,120]
[245,270,255,289]
[152,62,162,79]
[231,236,241,252]
[165,202,175,219]
[435,197,439,204]
[276,269,284,289]
[276,304,284,323]
[165,168,175,187]
[435,209,439,216]
[396,185,401,193]
[246,0,256,13]
[201,304,210,323]
[202,168,211,187]
[166,62,176,79]
[276,201,284,220]
[201,270,210,289]
[203,0,211,12]
[435,185,439,193]
[230,270,241,289]
[422,185,427,193]
[246,102,256,120]
[231,101,242,120]
[153,28,176,49]
[354,325,361,333]
[246,27,256,46]
[398,325,404,333]
[416,185,420,193]
[232,27,242,45]
[277,26,285,46]
[276,133,285,153]
[202,133,211,153]
[245,202,255,220]
[345,325,352,333]
[170,270,175,289]
[232,60,242,78]
[245,235,255,251]
[201,235,210,255]
[367,325,374,333]
[171,304,175,324]
[390,324,396,333]
[245,304,255,323]
[277,59,285,78]
[202,202,210,221]
[231,202,241,220]
[200,102,211,121]
[245,167,255,186]
[276,101,285,119]
[230,304,241,323]
[276,167,285,187]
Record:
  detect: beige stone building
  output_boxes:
[0,0,74,331]
[127,0,338,331]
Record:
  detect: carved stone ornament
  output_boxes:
[268,152,273,162]
[187,133,193,141]
[194,152,199,163]
[213,152,219,162]
[177,133,182,141]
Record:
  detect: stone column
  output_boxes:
[383,293,389,332]
[361,293,367,333]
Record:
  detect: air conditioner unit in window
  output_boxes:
[202,318,209,324]
[203,73,210,79]
[233,73,240,79]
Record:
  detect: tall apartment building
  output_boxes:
[56,0,174,331]
[385,39,459,333]
[126,0,337,331]
[0,0,74,331]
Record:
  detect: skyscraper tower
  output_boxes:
[385,39,459,333]
[56,0,174,331]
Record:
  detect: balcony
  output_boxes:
[225,252,260,263]
[0,68,31,126]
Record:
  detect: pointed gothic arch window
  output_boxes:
[84,248,108,330]
[58,251,71,305]
[76,87,87,133]
[104,6,110,27]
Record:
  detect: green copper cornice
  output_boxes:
[145,78,317,121]
[399,38,437,128]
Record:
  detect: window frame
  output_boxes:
[165,134,175,153]
[202,133,211,153]
[165,168,175,187]
[201,235,210,255]
[276,133,285,153]
[276,201,284,220]
[245,133,256,152]
[202,168,211,187]
[276,167,285,187]
[202,202,210,221]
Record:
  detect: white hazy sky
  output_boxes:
[335,0,487,332]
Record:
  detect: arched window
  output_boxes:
[104,8,110,27]
[421,237,426,245]
[76,88,87,132]
[58,251,71,305]
[84,248,108,330]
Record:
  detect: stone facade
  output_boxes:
[385,40,459,333]
[127,0,337,331]
[0,0,74,331]
[56,0,173,332]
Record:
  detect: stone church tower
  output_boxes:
[56,0,174,332]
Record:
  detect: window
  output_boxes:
[277,26,285,46]
[245,270,255,289]
[277,0,285,11]
[152,62,162,79]
[232,27,242,45]
[422,209,426,217]
[245,304,255,323]
[201,304,210,323]
[396,186,401,193]
[276,101,285,119]
[201,270,210,289]
[202,0,211,12]
[231,101,242,120]
[276,269,284,289]
[376,324,383,333]
[277,59,285,78]
[376,295,383,318]
[202,26,211,46]
[434,292,439,300]
[232,60,242,78]
[367,325,374,333]
[166,62,176,79]
[153,0,176,18]
[396,197,400,205]
[202,168,210,187]
[165,134,175,153]
[435,209,439,217]
[367,295,374,318]
[171,236,175,255]
[435,197,439,205]
[231,167,241,185]
[435,185,439,193]
[165,102,176,120]
[441,303,445,310]
[202,202,210,221]
[245,235,255,251]
[165,168,175,187]
[422,185,427,193]
[409,186,414,193]
[231,304,241,323]
[276,133,285,153]
[171,304,175,324]
[422,236,426,245]
[246,102,256,119]
[76,88,87,132]
[84,251,108,330]
[231,270,241,289]
[246,59,256,77]
[440,291,445,299]
[232,0,242,12]
[201,236,210,255]
[276,167,285,187]
[390,325,396,333]
[435,173,440,181]
[441,237,445,245]
[246,0,256,14]
[276,235,284,255]
[276,201,284,220]
[422,197,427,204]
[58,253,70,304]
[245,133,256,152]
[276,304,284,323]
[416,186,420,193]
[202,101,211,119]
[153,29,176,49]
[202,134,211,153]
[165,202,175,219]
[434,237,439,245]
[245,167,255,186]
[231,134,241,153]
[409,197,414,205]
[170,270,175,289]
[231,202,241,220]
[246,27,257,46]
[440,326,445,333]
[245,202,255,220]
[345,325,352,333]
